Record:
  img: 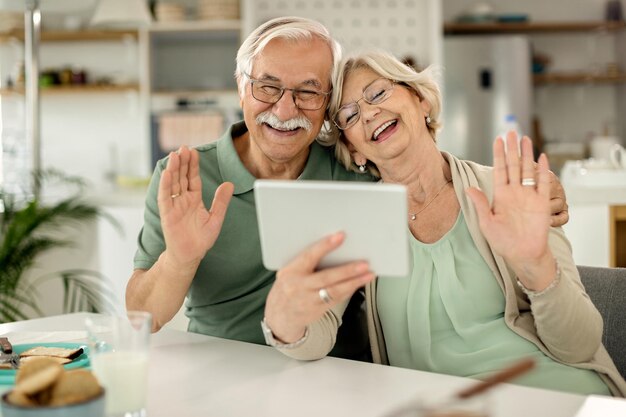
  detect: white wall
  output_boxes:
[243,0,442,67]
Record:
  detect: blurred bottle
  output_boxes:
[500,114,523,153]
[501,114,525,136]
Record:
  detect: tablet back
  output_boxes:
[254,180,409,277]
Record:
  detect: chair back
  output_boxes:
[578,265,626,380]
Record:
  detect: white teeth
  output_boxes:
[373,120,396,140]
[271,125,296,132]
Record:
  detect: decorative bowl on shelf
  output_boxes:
[455,14,496,23]
[455,2,496,23]
[497,14,529,23]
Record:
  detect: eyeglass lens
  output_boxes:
[334,78,394,129]
[251,80,327,110]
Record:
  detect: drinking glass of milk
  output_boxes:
[86,311,152,417]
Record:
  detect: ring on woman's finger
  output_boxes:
[521,178,536,187]
[318,288,333,304]
[170,193,181,199]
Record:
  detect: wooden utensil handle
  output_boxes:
[456,358,535,399]
[0,337,12,353]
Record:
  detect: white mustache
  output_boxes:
[256,112,312,132]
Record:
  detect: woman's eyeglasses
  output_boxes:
[333,78,396,130]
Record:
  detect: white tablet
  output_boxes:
[254,180,409,277]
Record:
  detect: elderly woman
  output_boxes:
[264,49,626,396]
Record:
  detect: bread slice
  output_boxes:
[19,346,84,360]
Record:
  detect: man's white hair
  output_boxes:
[234,16,342,97]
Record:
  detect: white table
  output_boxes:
[0,313,587,417]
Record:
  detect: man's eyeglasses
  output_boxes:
[245,73,331,111]
[333,78,396,130]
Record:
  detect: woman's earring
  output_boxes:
[425,115,432,125]
[358,164,367,173]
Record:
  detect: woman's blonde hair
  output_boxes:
[323,49,442,177]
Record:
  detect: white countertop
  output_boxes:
[564,185,626,205]
[0,313,591,417]
[561,160,626,205]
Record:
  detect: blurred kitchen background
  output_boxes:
[0,0,624,319]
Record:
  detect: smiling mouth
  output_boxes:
[372,120,397,141]
[265,123,301,133]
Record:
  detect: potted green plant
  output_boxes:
[0,170,119,323]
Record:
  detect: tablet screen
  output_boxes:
[254,180,409,277]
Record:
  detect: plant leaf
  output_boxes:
[1,169,123,321]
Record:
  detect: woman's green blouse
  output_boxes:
[377,213,610,395]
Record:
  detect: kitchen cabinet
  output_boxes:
[144,20,243,167]
[610,205,626,267]
[564,204,611,267]
[147,20,240,94]
[563,185,626,267]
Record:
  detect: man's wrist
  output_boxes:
[160,251,201,276]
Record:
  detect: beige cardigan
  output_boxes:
[277,153,626,397]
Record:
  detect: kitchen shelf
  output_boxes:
[148,20,241,33]
[0,29,138,43]
[534,72,626,85]
[151,89,238,97]
[0,84,139,95]
[444,21,626,35]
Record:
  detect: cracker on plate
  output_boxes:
[14,358,63,396]
[19,346,83,359]
[20,356,72,365]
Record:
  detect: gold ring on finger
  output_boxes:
[170,193,181,199]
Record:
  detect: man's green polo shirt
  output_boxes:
[134,121,373,360]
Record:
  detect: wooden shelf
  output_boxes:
[534,72,626,85]
[151,89,238,97]
[148,20,241,33]
[0,84,139,95]
[444,21,626,35]
[0,88,22,97]
[0,21,241,43]
[43,30,137,42]
[0,29,138,43]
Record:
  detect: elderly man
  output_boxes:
[126,16,568,361]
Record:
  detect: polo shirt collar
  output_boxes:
[217,121,334,195]
[217,122,256,195]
